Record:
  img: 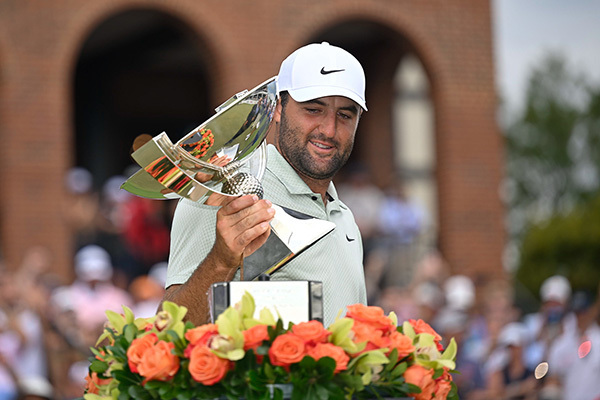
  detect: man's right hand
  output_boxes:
[161,193,275,325]
[207,193,275,270]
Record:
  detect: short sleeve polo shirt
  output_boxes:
[166,144,367,326]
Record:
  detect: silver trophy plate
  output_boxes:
[121,76,277,202]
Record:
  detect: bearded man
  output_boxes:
[163,42,368,327]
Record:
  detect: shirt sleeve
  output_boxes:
[165,198,218,288]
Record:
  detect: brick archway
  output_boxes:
[0,0,504,284]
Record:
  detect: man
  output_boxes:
[163,42,368,326]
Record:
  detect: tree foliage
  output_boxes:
[503,53,600,296]
[516,194,600,297]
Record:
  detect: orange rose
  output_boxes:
[127,333,158,373]
[387,331,415,358]
[243,324,270,351]
[291,320,331,344]
[434,369,453,399]
[184,324,219,357]
[268,333,306,368]
[188,345,230,385]
[137,340,180,383]
[434,379,452,399]
[404,364,436,400]
[84,372,112,394]
[346,304,395,332]
[186,324,219,346]
[352,320,384,346]
[307,343,350,373]
[409,319,443,350]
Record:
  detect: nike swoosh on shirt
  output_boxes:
[320,67,345,75]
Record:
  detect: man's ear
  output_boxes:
[273,98,283,124]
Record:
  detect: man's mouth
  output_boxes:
[309,140,334,150]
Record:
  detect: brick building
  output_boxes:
[0,0,504,283]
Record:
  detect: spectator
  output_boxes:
[375,179,427,289]
[0,267,51,400]
[485,322,539,400]
[50,245,133,340]
[129,262,167,318]
[378,179,425,246]
[62,167,100,250]
[545,290,600,400]
[522,275,575,371]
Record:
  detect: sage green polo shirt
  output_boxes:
[166,144,367,326]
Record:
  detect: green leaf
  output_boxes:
[390,361,407,378]
[239,291,256,319]
[264,361,275,381]
[442,337,458,361]
[123,305,135,325]
[161,301,188,323]
[89,359,108,374]
[381,349,399,374]
[315,384,329,400]
[315,357,336,380]
[123,324,137,343]
[106,310,126,334]
[299,355,317,369]
[402,321,416,340]
[127,384,151,400]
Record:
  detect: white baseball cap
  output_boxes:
[74,244,113,282]
[540,275,571,304]
[277,42,367,111]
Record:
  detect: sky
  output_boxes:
[492,0,600,111]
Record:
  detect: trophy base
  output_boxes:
[209,281,323,326]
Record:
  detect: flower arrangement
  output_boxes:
[83,293,459,400]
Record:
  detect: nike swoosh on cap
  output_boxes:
[346,234,355,242]
[320,67,345,75]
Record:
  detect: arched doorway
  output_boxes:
[309,21,438,292]
[74,8,213,187]
[71,8,214,279]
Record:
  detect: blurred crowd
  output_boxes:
[380,269,600,400]
[0,167,172,399]
[0,166,599,400]
[339,165,600,400]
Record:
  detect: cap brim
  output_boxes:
[288,86,367,111]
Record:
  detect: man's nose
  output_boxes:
[319,111,337,138]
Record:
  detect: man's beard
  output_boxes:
[278,112,354,180]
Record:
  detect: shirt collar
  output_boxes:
[266,144,342,211]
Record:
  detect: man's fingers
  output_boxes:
[213,196,275,262]
[205,192,237,207]
[231,202,275,232]
[243,226,272,257]
[220,195,262,215]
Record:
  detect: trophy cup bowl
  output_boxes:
[121,76,277,202]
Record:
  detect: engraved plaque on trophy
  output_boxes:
[210,281,323,326]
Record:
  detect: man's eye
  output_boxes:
[338,112,352,120]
